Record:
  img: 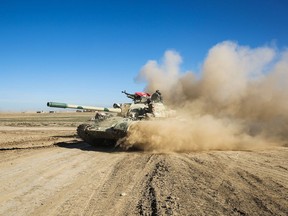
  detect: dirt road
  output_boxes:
[0,113,287,215]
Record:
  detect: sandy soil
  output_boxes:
[0,113,287,216]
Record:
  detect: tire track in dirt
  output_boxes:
[164,151,288,216]
[136,156,181,216]
[132,150,288,216]
[82,153,156,216]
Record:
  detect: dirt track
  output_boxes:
[0,113,287,215]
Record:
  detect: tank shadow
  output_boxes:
[54,141,139,153]
[52,135,76,138]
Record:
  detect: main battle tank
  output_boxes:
[47,90,171,147]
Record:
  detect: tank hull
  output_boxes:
[76,117,133,146]
[77,124,118,146]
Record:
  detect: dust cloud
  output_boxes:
[121,41,288,152]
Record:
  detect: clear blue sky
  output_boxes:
[0,0,287,111]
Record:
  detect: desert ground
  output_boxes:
[0,112,287,216]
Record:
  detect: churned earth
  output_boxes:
[0,113,287,216]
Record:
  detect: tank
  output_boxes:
[47,90,171,147]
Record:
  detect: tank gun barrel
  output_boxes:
[47,102,121,113]
[122,90,135,100]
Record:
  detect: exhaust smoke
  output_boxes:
[121,41,288,152]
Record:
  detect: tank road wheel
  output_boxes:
[77,124,114,147]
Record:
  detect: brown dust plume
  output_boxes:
[121,41,288,152]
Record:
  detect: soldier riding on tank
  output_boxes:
[151,90,163,103]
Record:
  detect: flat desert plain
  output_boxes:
[0,112,287,216]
